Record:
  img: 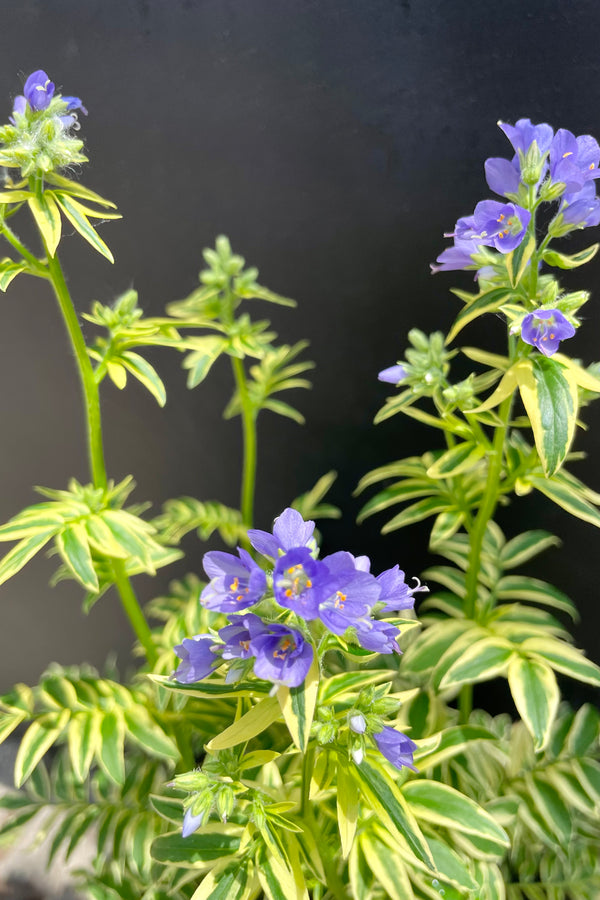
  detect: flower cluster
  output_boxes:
[0,69,87,177]
[433,119,600,279]
[173,508,425,690]
[428,118,600,358]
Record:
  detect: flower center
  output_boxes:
[229,576,249,603]
[496,211,516,240]
[273,637,295,659]
[278,564,313,600]
[334,590,347,609]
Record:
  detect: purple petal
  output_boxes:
[485,157,521,197]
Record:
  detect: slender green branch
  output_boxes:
[300,742,315,817]
[42,243,157,666]
[231,354,258,534]
[1,221,48,276]
[111,559,158,667]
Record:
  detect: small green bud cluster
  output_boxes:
[0,95,87,178]
[402,329,455,396]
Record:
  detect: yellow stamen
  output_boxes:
[240,640,250,651]
[562,151,573,159]
[334,590,347,609]
[230,577,239,591]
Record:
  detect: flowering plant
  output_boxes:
[0,72,598,900]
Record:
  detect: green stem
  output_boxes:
[46,252,108,489]
[44,250,157,666]
[300,742,315,817]
[459,393,513,723]
[231,355,258,533]
[302,803,348,900]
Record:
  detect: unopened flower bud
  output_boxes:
[349,713,366,734]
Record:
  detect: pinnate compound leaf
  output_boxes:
[14,709,70,787]
[182,336,227,388]
[508,656,559,750]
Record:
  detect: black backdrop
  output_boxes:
[0,1,599,710]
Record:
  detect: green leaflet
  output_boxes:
[381,497,450,534]
[359,829,415,900]
[182,336,228,388]
[496,574,577,619]
[446,287,513,344]
[520,637,600,687]
[276,652,319,751]
[402,620,474,675]
[508,656,559,751]
[14,709,70,787]
[439,637,514,689]
[525,774,572,844]
[98,710,126,784]
[542,243,599,269]
[402,781,509,854]
[499,529,560,568]
[151,827,241,868]
[191,860,252,900]
[426,441,486,478]
[429,510,464,546]
[356,480,437,523]
[0,258,30,292]
[54,193,115,262]
[0,527,58,586]
[505,234,535,287]
[518,356,577,476]
[68,710,100,782]
[120,351,167,406]
[336,755,359,859]
[206,696,281,750]
[28,192,62,257]
[527,473,600,528]
[45,173,118,208]
[415,725,498,769]
[123,707,179,761]
[56,522,99,592]
[353,755,435,869]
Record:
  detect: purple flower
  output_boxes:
[520,309,576,357]
[23,70,55,111]
[373,726,418,771]
[273,547,326,619]
[174,635,220,684]
[182,807,205,838]
[354,617,401,654]
[498,118,554,157]
[431,237,482,274]
[248,507,315,559]
[318,553,381,636]
[472,200,531,253]
[62,95,88,115]
[378,364,407,384]
[219,613,269,661]
[560,182,600,229]
[201,548,266,613]
[550,129,600,194]
[377,566,426,612]
[485,157,521,198]
[250,623,314,687]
